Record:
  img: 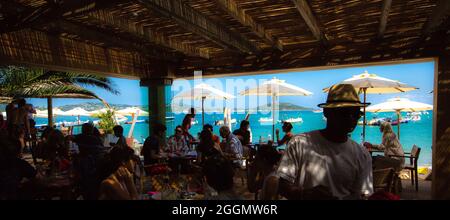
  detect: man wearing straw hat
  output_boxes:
[277,84,373,200]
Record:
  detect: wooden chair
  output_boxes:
[389,145,421,192]
[372,168,395,193]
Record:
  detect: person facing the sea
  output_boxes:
[364,121,405,172]
[197,129,222,164]
[141,123,167,165]
[182,107,196,142]
[276,122,294,146]
[203,124,220,145]
[203,153,243,200]
[277,84,373,200]
[104,125,127,148]
[233,120,251,146]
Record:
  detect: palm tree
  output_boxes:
[1,66,118,99]
[0,65,120,126]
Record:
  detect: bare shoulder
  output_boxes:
[101,177,118,189]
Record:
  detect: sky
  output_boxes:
[27,78,149,108]
[171,61,435,110]
[25,61,435,110]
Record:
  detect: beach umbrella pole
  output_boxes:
[397,110,401,140]
[272,94,275,139]
[202,96,205,126]
[362,88,367,142]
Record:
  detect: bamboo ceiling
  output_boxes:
[0,0,449,79]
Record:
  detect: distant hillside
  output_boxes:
[3,101,312,113]
[33,102,149,111]
[255,102,313,111]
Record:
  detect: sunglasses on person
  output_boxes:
[333,108,363,119]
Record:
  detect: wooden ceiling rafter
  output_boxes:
[81,9,211,59]
[43,19,181,62]
[291,0,327,43]
[136,0,260,54]
[422,0,450,36]
[378,0,392,38]
[214,0,283,51]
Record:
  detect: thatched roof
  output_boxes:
[0,0,449,78]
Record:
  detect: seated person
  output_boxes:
[167,126,189,153]
[233,120,251,146]
[277,84,373,200]
[276,122,294,146]
[42,129,67,161]
[72,123,104,157]
[98,147,138,200]
[0,114,8,134]
[203,124,220,145]
[364,121,405,172]
[104,125,127,148]
[258,145,283,200]
[141,123,167,165]
[196,129,222,164]
[219,126,243,166]
[0,136,37,200]
[70,123,104,200]
[203,154,242,200]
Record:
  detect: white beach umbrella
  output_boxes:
[34,108,66,118]
[240,77,313,137]
[173,83,235,126]
[116,107,149,116]
[34,109,49,118]
[60,107,91,116]
[366,97,433,139]
[323,71,418,140]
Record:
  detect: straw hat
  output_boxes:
[318,84,370,108]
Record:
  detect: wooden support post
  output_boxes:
[140,64,174,139]
[147,84,168,138]
[433,55,450,199]
[47,97,53,128]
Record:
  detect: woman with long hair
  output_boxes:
[196,129,221,164]
[364,121,405,171]
[98,147,138,200]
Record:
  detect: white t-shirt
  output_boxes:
[277,130,373,199]
[103,134,119,147]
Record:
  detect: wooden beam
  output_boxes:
[0,29,149,78]
[378,0,392,38]
[0,2,53,34]
[291,0,325,41]
[423,0,450,35]
[214,0,283,51]
[86,9,210,59]
[54,0,129,17]
[136,0,259,54]
[44,20,180,62]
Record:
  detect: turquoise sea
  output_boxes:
[35,110,433,166]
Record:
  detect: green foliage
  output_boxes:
[95,109,116,134]
[0,66,119,103]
